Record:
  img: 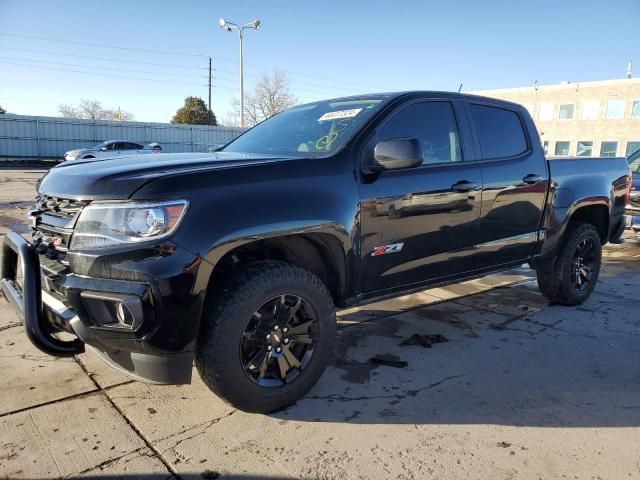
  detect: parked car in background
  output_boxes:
[624,149,640,234]
[63,140,161,161]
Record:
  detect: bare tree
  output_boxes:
[229,69,297,127]
[58,103,80,118]
[58,99,134,121]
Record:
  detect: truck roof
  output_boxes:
[313,91,525,111]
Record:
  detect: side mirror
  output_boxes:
[100,147,108,151]
[367,138,423,173]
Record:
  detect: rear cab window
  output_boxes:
[470,104,528,159]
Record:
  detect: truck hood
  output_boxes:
[38,152,296,200]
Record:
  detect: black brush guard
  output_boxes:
[0,232,84,356]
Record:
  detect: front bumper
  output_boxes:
[1,232,84,356]
[0,232,196,384]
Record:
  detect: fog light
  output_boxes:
[116,302,134,328]
[80,291,145,331]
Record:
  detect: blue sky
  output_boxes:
[0,0,638,123]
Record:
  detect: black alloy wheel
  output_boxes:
[241,294,318,387]
[571,237,597,291]
[196,260,336,413]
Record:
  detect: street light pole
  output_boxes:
[239,28,244,126]
[219,17,261,128]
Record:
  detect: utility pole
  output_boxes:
[208,57,212,112]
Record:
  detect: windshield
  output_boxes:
[222,97,388,156]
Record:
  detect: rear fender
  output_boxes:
[534,192,610,262]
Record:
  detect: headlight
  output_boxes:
[70,200,188,249]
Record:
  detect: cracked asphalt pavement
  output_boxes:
[1,169,639,479]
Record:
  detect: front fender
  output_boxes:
[131,153,360,297]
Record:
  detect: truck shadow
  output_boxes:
[275,251,640,427]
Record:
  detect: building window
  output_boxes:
[600,141,618,157]
[558,104,575,120]
[542,141,549,154]
[576,141,593,156]
[554,141,570,156]
[538,103,554,121]
[626,141,640,157]
[632,101,640,118]
[605,100,625,119]
[581,101,599,120]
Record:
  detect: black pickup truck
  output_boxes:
[1,92,631,413]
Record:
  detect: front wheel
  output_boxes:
[536,222,602,305]
[196,260,336,413]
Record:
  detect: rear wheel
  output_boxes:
[196,260,336,413]
[536,222,602,305]
[609,219,625,244]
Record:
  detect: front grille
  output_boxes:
[33,195,88,220]
[30,194,90,263]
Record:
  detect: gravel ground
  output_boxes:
[1,169,639,479]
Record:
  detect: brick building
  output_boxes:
[472,78,640,158]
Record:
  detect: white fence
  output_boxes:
[0,114,246,158]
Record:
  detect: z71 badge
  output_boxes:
[371,242,404,256]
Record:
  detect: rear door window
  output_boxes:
[470,104,528,159]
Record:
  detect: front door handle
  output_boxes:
[523,174,543,184]
[451,181,478,192]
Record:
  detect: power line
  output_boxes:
[0,60,208,87]
[0,46,208,70]
[0,55,208,79]
[2,47,370,96]
[0,32,393,92]
[0,33,207,58]
[213,67,365,94]
[2,59,371,102]
[211,73,364,98]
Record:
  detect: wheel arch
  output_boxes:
[567,202,610,244]
[196,226,351,309]
[534,195,611,265]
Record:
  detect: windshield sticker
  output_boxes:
[318,108,363,122]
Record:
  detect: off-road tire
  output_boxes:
[609,219,625,244]
[536,222,602,305]
[195,260,336,413]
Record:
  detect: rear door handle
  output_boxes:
[523,174,543,184]
[451,181,478,192]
